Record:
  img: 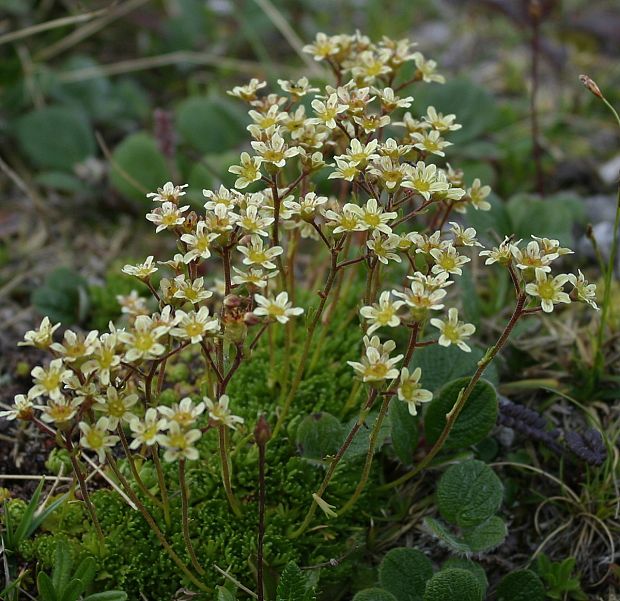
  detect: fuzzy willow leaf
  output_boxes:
[424,517,473,555]
[462,516,507,553]
[437,460,503,527]
[296,412,343,460]
[389,401,419,464]
[424,378,498,451]
[496,570,545,601]
[423,569,483,601]
[353,589,399,601]
[379,547,433,601]
[276,561,315,601]
[442,559,488,595]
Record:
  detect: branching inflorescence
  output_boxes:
[2,32,598,592]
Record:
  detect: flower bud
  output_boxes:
[223,294,242,308]
[579,75,602,99]
[244,312,261,326]
[254,414,271,446]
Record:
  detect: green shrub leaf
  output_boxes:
[411,345,498,393]
[175,95,246,154]
[16,106,95,170]
[496,570,545,601]
[379,547,433,601]
[389,400,419,464]
[462,516,507,553]
[423,568,483,601]
[276,561,315,601]
[437,460,503,527]
[109,132,171,202]
[423,517,473,554]
[442,559,488,595]
[424,378,498,450]
[296,412,343,460]
[353,589,399,601]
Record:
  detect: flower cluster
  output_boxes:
[3,32,598,546]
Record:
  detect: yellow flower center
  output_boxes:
[108,399,126,418]
[86,430,104,449]
[134,333,154,352]
[185,322,204,338]
[366,362,389,379]
[537,281,556,301]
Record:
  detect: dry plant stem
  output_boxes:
[105,451,208,592]
[219,424,242,517]
[67,448,104,545]
[117,425,162,509]
[256,435,267,601]
[384,291,528,491]
[179,459,205,575]
[272,246,341,438]
[290,388,379,539]
[151,445,171,526]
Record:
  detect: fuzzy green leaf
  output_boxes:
[217,586,236,601]
[379,547,433,601]
[411,345,498,393]
[353,589,399,601]
[424,517,473,555]
[61,579,85,601]
[52,539,73,593]
[389,401,419,464]
[462,516,507,553]
[423,568,483,601]
[31,267,89,326]
[109,132,171,203]
[73,557,96,591]
[175,95,246,154]
[496,570,545,601]
[16,106,95,170]
[437,460,503,527]
[296,412,343,460]
[424,378,498,451]
[442,559,488,595]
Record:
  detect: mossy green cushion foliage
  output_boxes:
[23,286,388,599]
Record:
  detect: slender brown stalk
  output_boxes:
[151,445,171,526]
[179,459,205,575]
[105,452,209,592]
[218,424,242,516]
[68,448,104,545]
[254,416,271,601]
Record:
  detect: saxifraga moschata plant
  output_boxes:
[2,31,599,598]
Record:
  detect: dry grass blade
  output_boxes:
[80,452,138,511]
[0,7,109,46]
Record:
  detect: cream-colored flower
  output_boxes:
[422,106,461,132]
[512,240,557,273]
[525,268,571,313]
[181,222,219,263]
[367,231,402,264]
[392,281,447,313]
[413,52,445,83]
[347,338,403,382]
[401,162,449,200]
[411,130,452,157]
[430,308,476,352]
[146,201,189,233]
[302,32,340,61]
[344,138,379,165]
[39,397,82,424]
[227,78,266,102]
[283,192,328,221]
[568,270,598,310]
[467,179,492,211]
[228,152,263,189]
[119,315,168,362]
[353,113,391,134]
[159,397,206,429]
[81,332,121,386]
[79,417,119,462]
[203,185,241,211]
[237,237,283,269]
[360,291,405,334]
[129,408,168,449]
[448,222,482,247]
[254,291,303,324]
[430,244,470,276]
[122,256,158,279]
[237,205,274,236]
[205,395,244,430]
[368,156,410,190]
[93,386,138,429]
[173,275,213,304]
[479,237,520,266]
[328,157,360,181]
[18,317,60,349]
[312,492,337,518]
[277,77,319,97]
[50,329,99,362]
[170,307,219,343]
[248,105,288,132]
[231,267,275,289]
[146,182,188,203]
[251,132,299,168]
[29,359,72,400]
[373,87,413,111]
[397,367,433,416]
[345,198,397,234]
[161,422,202,462]
[308,94,347,129]
[0,395,35,421]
